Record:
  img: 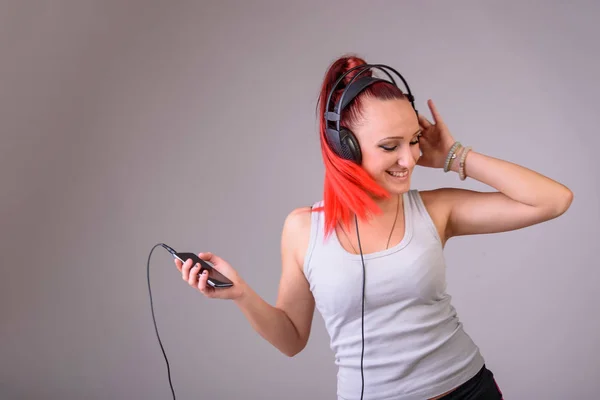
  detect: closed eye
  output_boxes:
[380,133,422,151]
[380,145,397,151]
[409,133,422,145]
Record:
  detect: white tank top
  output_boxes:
[303,189,485,400]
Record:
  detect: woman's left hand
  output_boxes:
[417,99,458,169]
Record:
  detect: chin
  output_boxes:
[381,170,412,193]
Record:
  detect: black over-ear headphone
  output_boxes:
[324,63,418,164]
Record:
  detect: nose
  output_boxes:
[396,146,417,168]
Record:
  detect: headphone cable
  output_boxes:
[147,243,177,400]
[150,227,366,400]
[355,215,366,400]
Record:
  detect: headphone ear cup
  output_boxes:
[339,128,362,164]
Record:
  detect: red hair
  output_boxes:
[313,54,409,238]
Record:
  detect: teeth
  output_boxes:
[388,170,408,177]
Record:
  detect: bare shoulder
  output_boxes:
[418,187,470,215]
[281,206,314,268]
[282,206,313,241]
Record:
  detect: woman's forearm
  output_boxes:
[233,283,303,357]
[451,149,573,215]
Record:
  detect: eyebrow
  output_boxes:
[378,129,422,142]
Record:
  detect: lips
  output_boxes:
[386,170,408,178]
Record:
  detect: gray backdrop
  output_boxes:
[1,1,598,399]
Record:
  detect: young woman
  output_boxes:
[175,55,573,399]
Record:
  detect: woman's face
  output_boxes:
[350,96,422,195]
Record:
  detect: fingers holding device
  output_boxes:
[161,243,247,301]
[174,251,233,288]
[161,243,233,287]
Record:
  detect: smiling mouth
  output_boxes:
[387,170,408,178]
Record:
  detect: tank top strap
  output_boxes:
[405,189,442,244]
[303,200,324,278]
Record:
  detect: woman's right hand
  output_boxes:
[174,252,246,300]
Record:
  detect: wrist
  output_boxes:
[450,146,473,180]
[233,280,252,305]
[443,141,462,172]
[445,143,473,180]
[449,146,464,173]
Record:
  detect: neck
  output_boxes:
[338,192,403,230]
[341,192,401,235]
[372,192,402,216]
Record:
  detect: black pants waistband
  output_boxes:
[439,365,503,400]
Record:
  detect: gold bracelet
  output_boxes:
[459,146,472,181]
